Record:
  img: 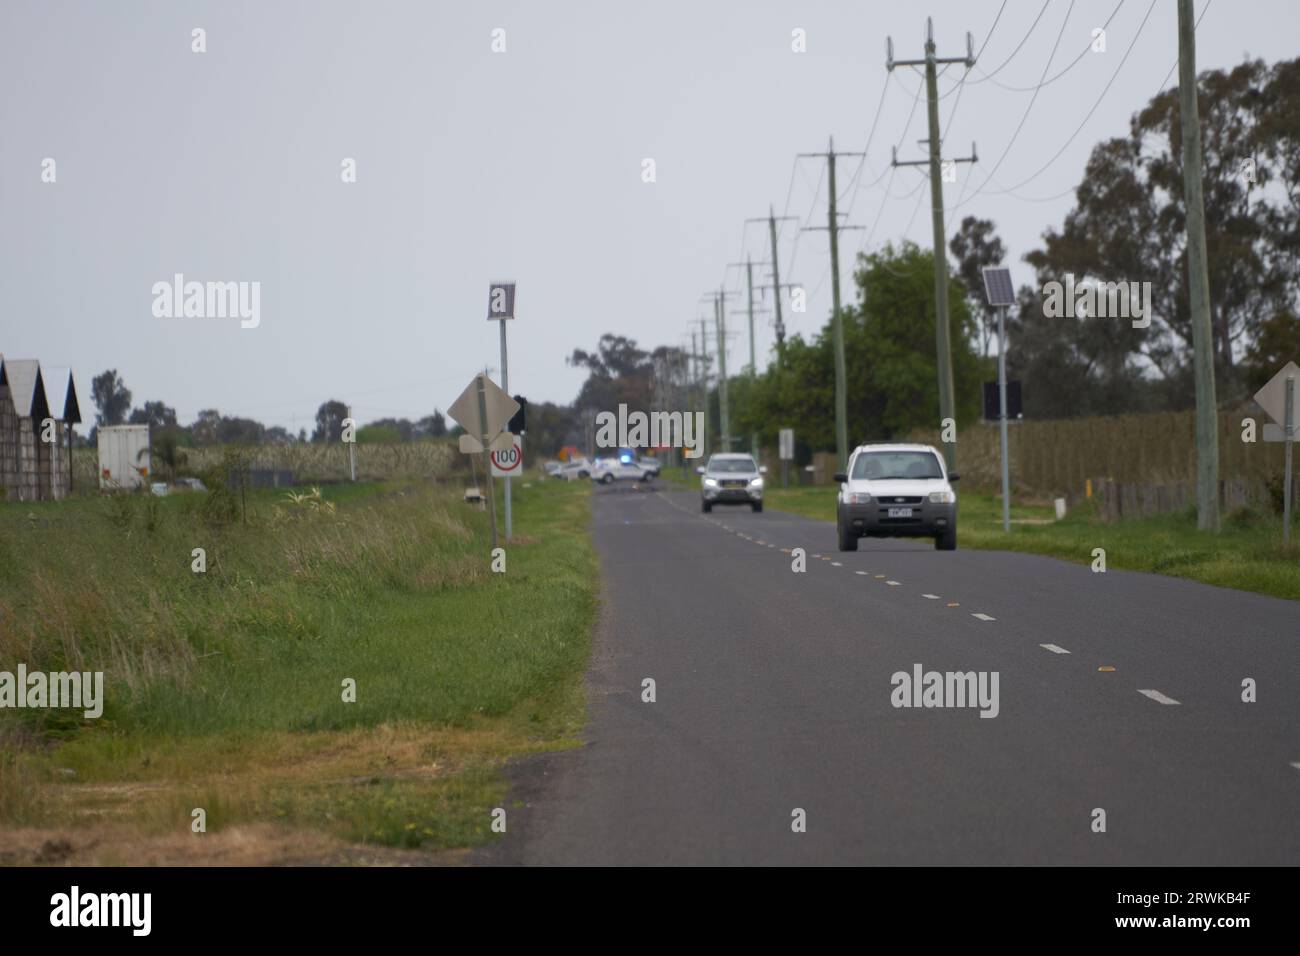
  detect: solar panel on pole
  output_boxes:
[981,267,1015,307]
[981,267,1015,532]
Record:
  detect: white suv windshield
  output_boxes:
[708,458,757,474]
[851,451,943,480]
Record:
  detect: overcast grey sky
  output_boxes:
[2,0,1296,431]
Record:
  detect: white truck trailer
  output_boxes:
[97,425,151,490]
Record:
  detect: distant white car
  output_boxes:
[541,460,563,477]
[591,456,656,484]
[637,457,662,477]
[558,457,593,481]
[698,453,765,512]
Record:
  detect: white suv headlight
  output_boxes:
[929,490,955,503]
[703,477,719,488]
[749,477,763,488]
[845,492,872,504]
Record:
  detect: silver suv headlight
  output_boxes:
[703,477,719,488]
[749,477,763,488]
[929,490,955,503]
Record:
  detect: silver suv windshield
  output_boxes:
[708,457,758,474]
[851,451,943,480]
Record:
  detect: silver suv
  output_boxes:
[698,453,766,513]
[835,443,959,551]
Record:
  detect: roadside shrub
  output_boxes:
[198,448,249,527]
[1264,474,1287,515]
[1226,505,1266,530]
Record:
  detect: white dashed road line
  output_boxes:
[1138,689,1181,705]
[670,494,1194,716]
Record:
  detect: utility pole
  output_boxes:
[724,260,771,378]
[715,289,731,453]
[749,208,799,367]
[744,258,759,459]
[800,139,865,471]
[690,327,708,459]
[700,294,737,452]
[888,18,977,474]
[745,259,757,376]
[1178,0,1220,531]
[726,258,774,459]
[697,317,713,452]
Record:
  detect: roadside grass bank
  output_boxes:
[762,485,1300,602]
[0,474,596,863]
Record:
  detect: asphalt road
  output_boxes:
[483,483,1300,865]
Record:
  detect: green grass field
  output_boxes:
[0,473,596,862]
[760,484,1300,601]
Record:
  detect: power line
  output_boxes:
[972,1,1124,93]
[966,0,1051,85]
[787,156,826,277]
[865,0,1002,249]
[952,0,1078,212]
[849,72,923,218]
[956,0,1160,205]
[839,78,895,212]
[949,0,1206,209]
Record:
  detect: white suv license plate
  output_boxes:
[887,507,913,518]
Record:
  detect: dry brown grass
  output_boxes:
[0,824,470,866]
[2,721,544,865]
[908,407,1289,495]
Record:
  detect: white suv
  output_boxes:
[835,443,959,551]
[698,453,765,512]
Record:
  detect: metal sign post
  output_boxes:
[981,267,1017,533]
[448,372,520,555]
[1285,376,1294,547]
[475,374,499,550]
[489,282,516,542]
[779,428,794,488]
[998,306,1010,533]
[1252,361,1300,547]
[500,319,511,541]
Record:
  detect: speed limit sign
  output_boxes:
[490,435,523,477]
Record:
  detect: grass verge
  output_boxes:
[0,473,596,863]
